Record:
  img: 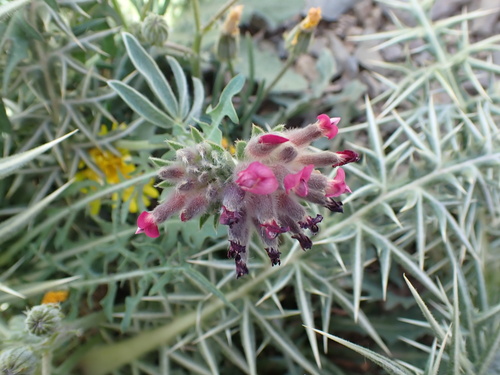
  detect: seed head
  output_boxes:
[25,304,63,337]
[0,347,37,375]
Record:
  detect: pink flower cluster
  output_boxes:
[136,114,359,278]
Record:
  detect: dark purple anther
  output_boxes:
[291,233,313,250]
[220,206,242,227]
[299,214,323,234]
[325,198,343,213]
[235,254,249,278]
[265,247,281,266]
[228,240,245,259]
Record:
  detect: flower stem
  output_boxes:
[191,0,202,78]
[241,56,295,133]
[262,56,295,99]
[41,351,52,375]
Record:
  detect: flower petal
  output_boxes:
[259,134,289,144]
[325,168,351,197]
[284,164,314,196]
[235,162,278,195]
[317,114,340,140]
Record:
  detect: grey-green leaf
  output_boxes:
[0,130,78,179]
[0,179,73,245]
[108,80,175,128]
[122,32,179,116]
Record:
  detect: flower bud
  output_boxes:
[277,145,298,163]
[297,151,342,167]
[284,7,322,56]
[141,13,169,46]
[307,173,328,190]
[180,195,208,222]
[332,150,361,167]
[25,304,63,337]
[245,137,285,158]
[0,347,37,375]
[176,148,197,164]
[287,124,323,147]
[216,5,244,61]
[152,193,186,223]
[158,165,184,181]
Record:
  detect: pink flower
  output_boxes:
[235,162,279,195]
[317,114,340,140]
[325,168,351,197]
[259,134,289,144]
[284,164,314,197]
[135,211,160,238]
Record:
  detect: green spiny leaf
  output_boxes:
[206,74,245,127]
[190,126,204,143]
[307,327,413,375]
[235,140,247,160]
[165,140,185,151]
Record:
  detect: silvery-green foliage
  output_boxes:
[109,32,205,130]
[73,2,499,374]
[0,0,499,374]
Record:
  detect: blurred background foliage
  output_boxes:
[0,0,499,374]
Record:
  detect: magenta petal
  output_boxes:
[300,164,314,181]
[235,162,278,195]
[317,114,340,140]
[284,165,314,195]
[252,176,279,194]
[317,114,330,124]
[137,211,151,228]
[284,172,300,194]
[325,168,351,197]
[144,225,160,238]
[333,150,360,167]
[259,134,289,144]
[137,211,160,238]
[295,181,309,197]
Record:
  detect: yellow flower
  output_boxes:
[221,137,236,155]
[76,124,159,215]
[300,7,322,32]
[285,7,322,55]
[41,290,69,304]
[221,5,244,36]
